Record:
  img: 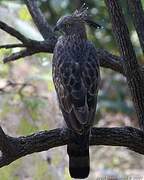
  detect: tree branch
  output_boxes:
[0,80,36,94]
[24,0,125,74]
[0,4,125,77]
[96,48,124,75]
[0,2,124,73]
[0,43,25,49]
[24,0,56,41]
[127,0,144,54]
[2,40,55,63]
[0,21,30,44]
[105,0,138,73]
[0,127,14,156]
[2,43,124,75]
[0,126,144,168]
[0,20,55,63]
[3,49,40,63]
[105,0,144,130]
[0,19,124,74]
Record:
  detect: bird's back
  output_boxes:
[52,35,100,133]
[52,35,100,178]
[52,5,101,178]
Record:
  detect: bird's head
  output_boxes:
[54,4,101,36]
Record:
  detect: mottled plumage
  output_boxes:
[52,5,100,179]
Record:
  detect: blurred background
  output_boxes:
[0,0,144,179]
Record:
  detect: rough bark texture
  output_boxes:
[0,127,144,168]
[25,0,56,41]
[0,19,124,74]
[105,0,144,130]
[0,0,144,168]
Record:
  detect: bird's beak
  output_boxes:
[53,26,59,32]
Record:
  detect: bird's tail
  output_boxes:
[67,132,90,179]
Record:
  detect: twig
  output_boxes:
[0,44,25,49]
[0,36,124,75]
[0,80,36,94]
[3,49,38,63]
[0,126,144,168]
[0,3,124,75]
[0,21,30,44]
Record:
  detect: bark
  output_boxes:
[0,20,124,74]
[0,127,144,168]
[105,0,144,130]
[25,0,56,41]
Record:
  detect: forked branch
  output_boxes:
[0,20,124,74]
[25,0,55,40]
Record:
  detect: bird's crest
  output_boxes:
[54,3,102,31]
[72,4,102,29]
[72,3,90,20]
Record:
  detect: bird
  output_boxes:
[52,4,100,179]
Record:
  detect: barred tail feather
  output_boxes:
[67,133,90,179]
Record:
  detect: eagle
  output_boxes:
[52,4,100,178]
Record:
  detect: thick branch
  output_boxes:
[0,127,6,151]
[0,126,144,167]
[0,21,54,63]
[24,0,124,74]
[96,48,124,75]
[105,0,144,130]
[0,22,123,74]
[0,127,14,156]
[127,0,144,53]
[25,0,56,41]
[105,0,138,73]
[2,43,124,75]
[0,4,124,74]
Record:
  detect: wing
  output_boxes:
[82,42,100,125]
[52,38,100,133]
